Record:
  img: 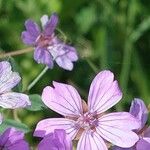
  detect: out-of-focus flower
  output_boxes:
[38,129,72,150]
[113,98,150,150]
[0,128,30,150]
[21,13,78,70]
[34,70,140,150]
[0,61,31,110]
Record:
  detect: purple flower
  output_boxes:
[113,98,150,150]
[38,129,72,150]
[0,61,31,109]
[34,70,140,150]
[21,13,78,70]
[0,128,30,150]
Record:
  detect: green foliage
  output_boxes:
[0,0,150,146]
[0,119,30,133]
[27,94,46,111]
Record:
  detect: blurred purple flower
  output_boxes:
[38,129,72,150]
[0,61,31,110]
[34,70,140,150]
[0,128,29,150]
[21,13,78,70]
[113,98,150,150]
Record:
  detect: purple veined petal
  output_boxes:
[77,130,107,150]
[0,92,31,109]
[97,115,139,148]
[38,133,55,150]
[136,138,150,150]
[21,19,40,45]
[34,47,54,68]
[0,128,29,150]
[144,126,150,138]
[88,70,122,114]
[34,118,79,140]
[40,15,49,28]
[38,129,72,150]
[42,82,83,117]
[130,98,148,129]
[7,140,30,150]
[59,44,78,62]
[98,112,140,131]
[49,43,78,71]
[0,61,21,94]
[0,61,11,79]
[54,129,72,150]
[43,13,58,36]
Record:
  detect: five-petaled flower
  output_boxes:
[0,61,31,122]
[34,70,140,150]
[21,13,78,70]
[0,128,29,150]
[38,129,72,150]
[113,98,150,150]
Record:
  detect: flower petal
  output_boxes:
[0,92,31,109]
[112,146,134,150]
[34,47,54,68]
[136,138,150,150]
[34,118,78,139]
[21,19,40,45]
[0,61,21,94]
[44,13,58,36]
[97,113,139,148]
[40,15,49,28]
[54,129,72,150]
[88,70,122,114]
[42,82,83,117]
[98,112,140,130]
[77,130,107,150]
[49,43,78,71]
[130,98,148,128]
[0,128,29,150]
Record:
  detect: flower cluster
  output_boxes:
[0,12,149,150]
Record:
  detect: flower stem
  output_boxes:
[27,66,49,91]
[0,47,33,59]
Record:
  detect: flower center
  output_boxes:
[76,112,98,130]
[36,34,52,48]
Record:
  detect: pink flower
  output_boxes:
[34,70,140,150]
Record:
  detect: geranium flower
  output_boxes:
[113,98,150,150]
[21,13,78,70]
[34,70,140,150]
[0,61,31,109]
[0,128,29,150]
[38,129,72,150]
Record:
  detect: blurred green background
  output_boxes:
[0,0,150,148]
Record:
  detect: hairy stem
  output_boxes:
[27,66,49,91]
[0,47,33,59]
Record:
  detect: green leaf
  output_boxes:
[0,119,30,133]
[27,94,46,111]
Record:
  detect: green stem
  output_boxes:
[27,66,49,91]
[0,47,33,59]
[86,58,98,73]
